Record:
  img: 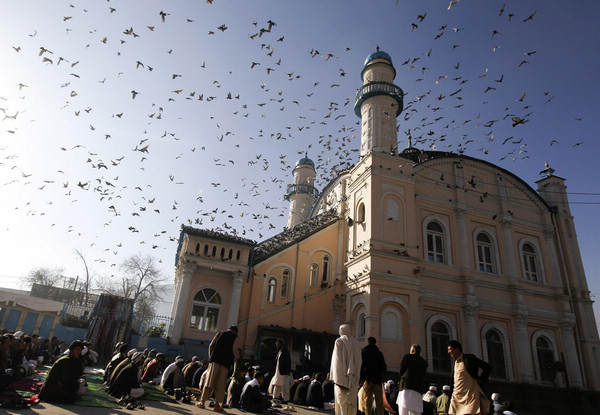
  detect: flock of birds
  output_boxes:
[0,1,588,282]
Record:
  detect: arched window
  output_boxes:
[236,250,241,261]
[536,337,556,382]
[267,278,277,303]
[522,243,539,282]
[211,246,217,257]
[190,288,221,332]
[431,321,451,372]
[281,269,290,298]
[476,232,495,273]
[195,243,200,254]
[322,256,330,285]
[357,311,366,338]
[228,249,233,259]
[485,330,507,379]
[204,245,209,255]
[310,264,319,287]
[220,247,225,259]
[426,221,445,263]
[380,308,401,340]
[357,202,366,223]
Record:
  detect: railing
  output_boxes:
[132,314,173,338]
[284,183,319,200]
[354,81,404,117]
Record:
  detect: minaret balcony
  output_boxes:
[284,183,319,200]
[354,81,404,117]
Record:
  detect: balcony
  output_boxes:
[354,81,404,117]
[284,183,319,200]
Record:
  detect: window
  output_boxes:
[228,249,233,259]
[322,256,330,285]
[522,243,539,282]
[426,221,445,263]
[357,311,366,338]
[211,246,216,257]
[431,322,451,372]
[357,202,366,223]
[536,337,556,382]
[190,288,221,332]
[381,308,401,340]
[310,264,319,287]
[476,232,495,273]
[236,250,241,261]
[195,243,200,254]
[204,245,209,255]
[267,278,276,303]
[485,330,507,379]
[281,269,290,298]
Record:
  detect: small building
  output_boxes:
[0,287,63,338]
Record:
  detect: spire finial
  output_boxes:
[376,45,380,52]
[406,129,413,148]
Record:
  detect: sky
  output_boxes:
[1,0,599,323]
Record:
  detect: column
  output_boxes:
[514,313,534,383]
[169,263,195,345]
[456,208,470,270]
[544,228,562,288]
[501,218,518,279]
[227,272,244,328]
[463,305,479,354]
[560,319,584,389]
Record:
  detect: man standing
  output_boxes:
[330,324,362,415]
[38,340,86,403]
[447,340,491,415]
[270,339,292,402]
[197,325,241,412]
[397,344,428,415]
[360,337,387,415]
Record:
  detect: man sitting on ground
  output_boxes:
[38,340,87,403]
[161,356,185,392]
[108,352,145,399]
[240,371,271,413]
[142,353,166,384]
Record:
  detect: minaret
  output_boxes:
[354,47,404,156]
[284,155,318,229]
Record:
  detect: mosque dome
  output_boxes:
[295,156,315,168]
[364,49,393,66]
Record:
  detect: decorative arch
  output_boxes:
[189,288,222,332]
[480,322,514,380]
[472,226,502,275]
[519,237,546,283]
[422,215,453,265]
[380,306,403,341]
[426,314,458,373]
[531,330,561,385]
[381,192,406,244]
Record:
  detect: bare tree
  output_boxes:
[98,254,167,315]
[74,249,93,307]
[22,267,64,289]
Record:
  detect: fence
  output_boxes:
[60,303,172,338]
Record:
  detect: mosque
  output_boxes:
[169,50,600,396]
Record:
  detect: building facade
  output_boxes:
[170,51,600,392]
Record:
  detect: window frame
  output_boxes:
[189,288,221,332]
[425,221,446,264]
[267,277,277,303]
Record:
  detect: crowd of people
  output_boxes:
[2,325,520,414]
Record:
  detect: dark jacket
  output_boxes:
[276,346,291,375]
[399,353,428,393]
[240,381,271,413]
[361,343,387,384]
[209,330,237,368]
[108,361,141,398]
[293,380,310,405]
[455,353,491,389]
[306,380,324,408]
[39,355,81,403]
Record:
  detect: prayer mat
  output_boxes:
[0,378,41,409]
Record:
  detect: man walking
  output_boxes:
[197,325,241,412]
[397,344,428,415]
[330,324,362,415]
[270,339,292,402]
[447,340,491,415]
[360,337,387,415]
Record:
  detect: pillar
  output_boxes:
[514,313,535,383]
[169,263,194,344]
[463,305,479,354]
[560,319,584,389]
[227,272,244,328]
